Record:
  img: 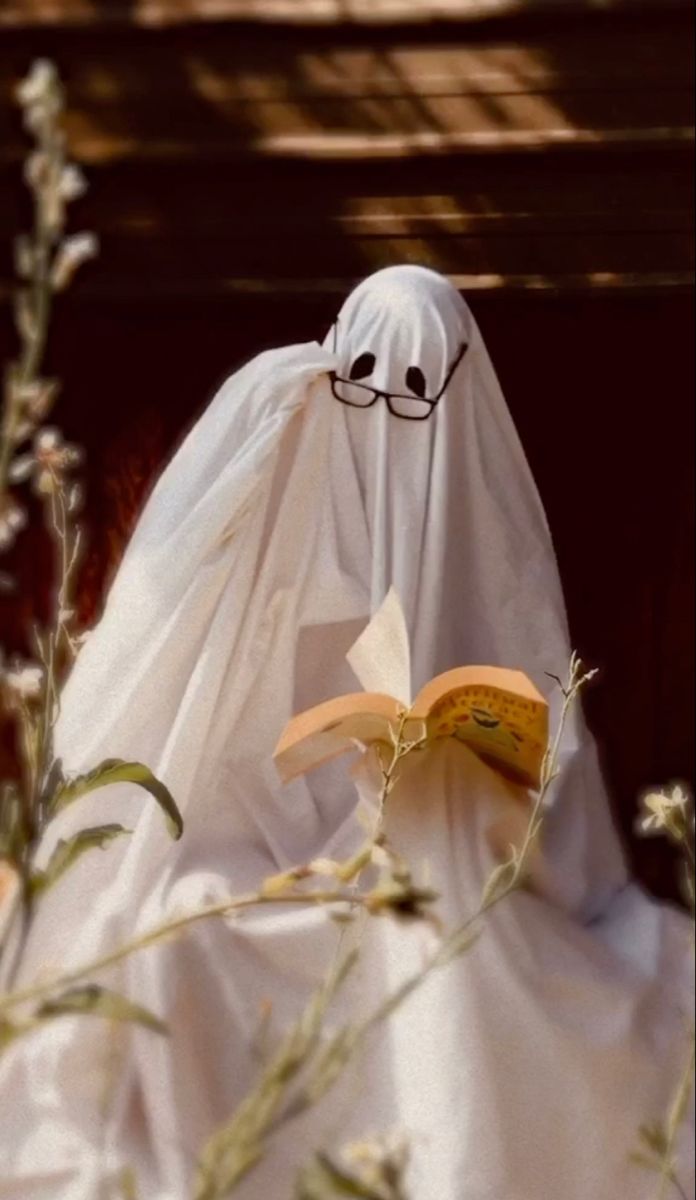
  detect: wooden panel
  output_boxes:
[1,25,693,165]
[3,0,693,30]
[0,12,693,295]
[2,149,692,296]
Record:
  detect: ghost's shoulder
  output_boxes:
[222,341,331,391]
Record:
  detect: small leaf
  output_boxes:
[481,858,518,909]
[51,759,183,839]
[37,985,167,1035]
[629,1151,660,1173]
[335,845,372,883]
[295,1153,380,1199]
[116,1167,140,1200]
[31,823,130,897]
[0,1019,19,1052]
[0,1016,37,1053]
[637,1122,669,1158]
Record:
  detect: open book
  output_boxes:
[274,664,549,791]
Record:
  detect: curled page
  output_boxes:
[346,586,412,705]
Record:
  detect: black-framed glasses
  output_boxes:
[328,323,469,421]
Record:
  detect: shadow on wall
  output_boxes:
[0,7,693,292]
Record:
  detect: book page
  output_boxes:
[274,693,401,781]
[346,586,411,704]
[425,683,547,788]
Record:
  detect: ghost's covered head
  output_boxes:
[326,265,471,421]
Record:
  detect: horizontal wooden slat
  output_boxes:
[4,34,693,99]
[2,0,693,30]
[1,272,692,302]
[3,126,692,167]
[0,147,690,294]
[39,229,696,271]
[1,20,692,164]
[2,159,692,292]
[56,207,696,240]
[0,11,692,296]
[4,147,692,217]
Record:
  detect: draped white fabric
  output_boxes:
[0,266,692,1199]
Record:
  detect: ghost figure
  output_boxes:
[0,266,692,1200]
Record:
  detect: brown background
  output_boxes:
[0,0,694,898]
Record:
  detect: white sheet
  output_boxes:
[0,266,691,1199]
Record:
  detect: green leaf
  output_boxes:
[37,984,167,1035]
[51,759,183,840]
[30,824,130,897]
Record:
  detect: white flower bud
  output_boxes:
[51,232,99,291]
[58,164,87,203]
[2,663,44,700]
[0,495,27,550]
[16,60,58,108]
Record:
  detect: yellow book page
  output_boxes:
[424,682,548,789]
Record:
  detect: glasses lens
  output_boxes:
[388,394,434,421]
[332,378,376,408]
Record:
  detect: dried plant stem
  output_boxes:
[193,658,590,1199]
[655,1032,695,1200]
[0,717,421,1037]
[194,949,359,1200]
[1,482,78,987]
[278,667,577,1128]
[49,477,82,657]
[0,887,405,1020]
[633,787,695,1200]
[1,63,95,987]
[0,127,52,491]
[191,715,425,1200]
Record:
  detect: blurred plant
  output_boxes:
[632,785,695,1200]
[190,657,594,1200]
[1,60,95,498]
[295,1132,410,1200]
[0,62,182,1024]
